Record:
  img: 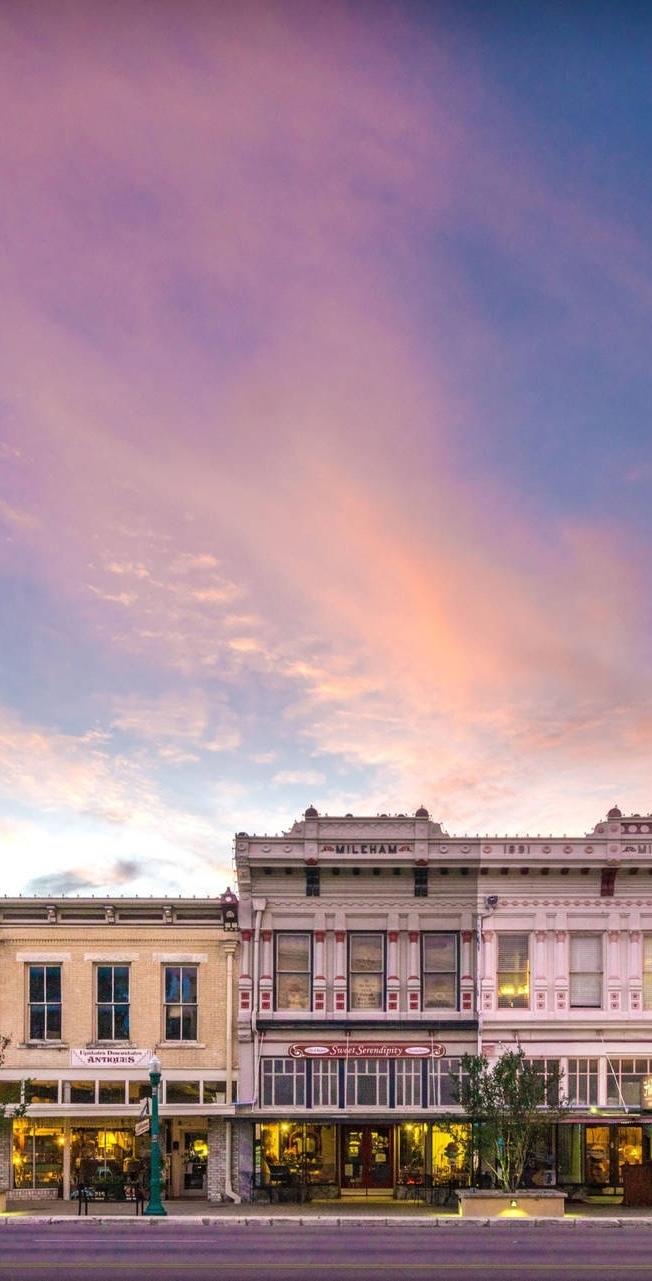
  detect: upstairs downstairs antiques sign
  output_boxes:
[71,1048,152,1068]
[288,1042,446,1059]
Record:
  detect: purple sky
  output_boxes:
[1,0,651,897]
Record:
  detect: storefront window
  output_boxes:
[98,1081,126,1105]
[63,1081,96,1104]
[261,1058,306,1107]
[312,1059,338,1107]
[395,1060,422,1107]
[345,1061,389,1107]
[567,1058,599,1106]
[606,1058,652,1107]
[431,1124,470,1186]
[203,1080,227,1104]
[259,1122,337,1187]
[398,1123,426,1182]
[28,1081,59,1104]
[13,1121,64,1190]
[72,1126,139,1199]
[166,1080,201,1104]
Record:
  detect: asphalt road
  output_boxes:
[2,1222,652,1280]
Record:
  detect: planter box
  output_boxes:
[457,1189,567,1218]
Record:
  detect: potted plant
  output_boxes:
[453,1049,566,1217]
[0,1036,30,1213]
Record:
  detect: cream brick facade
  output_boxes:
[0,894,240,1203]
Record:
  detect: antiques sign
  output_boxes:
[288,1042,446,1059]
[71,1048,152,1067]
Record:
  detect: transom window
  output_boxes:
[395,1060,422,1107]
[275,933,312,1010]
[28,965,62,1041]
[312,1059,339,1108]
[497,934,530,1008]
[348,933,385,1010]
[261,1058,306,1107]
[569,934,602,1008]
[96,965,130,1041]
[345,1060,389,1107]
[422,934,458,1009]
[566,1057,599,1106]
[164,965,198,1040]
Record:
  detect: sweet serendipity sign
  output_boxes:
[71,1048,151,1067]
[288,1042,446,1059]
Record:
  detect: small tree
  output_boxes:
[455,1050,564,1193]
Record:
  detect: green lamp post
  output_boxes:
[144,1053,167,1216]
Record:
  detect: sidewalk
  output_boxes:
[3,1194,652,1223]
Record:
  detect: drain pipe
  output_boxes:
[222,943,241,1203]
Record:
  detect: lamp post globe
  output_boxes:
[144,1052,167,1216]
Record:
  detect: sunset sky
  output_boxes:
[2,0,651,898]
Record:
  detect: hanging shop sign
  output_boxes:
[641,1076,652,1110]
[71,1048,152,1068]
[288,1042,446,1059]
[134,1118,151,1137]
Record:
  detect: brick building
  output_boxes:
[0,892,239,1203]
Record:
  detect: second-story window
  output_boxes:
[643,936,652,1008]
[569,934,603,1008]
[97,965,130,1041]
[349,933,385,1010]
[497,934,530,1009]
[275,933,312,1010]
[422,933,458,1009]
[164,965,198,1040]
[28,964,62,1040]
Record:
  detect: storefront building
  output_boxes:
[0,893,239,1202]
[234,809,478,1198]
[234,805,652,1199]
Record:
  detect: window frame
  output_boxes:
[96,963,130,1042]
[27,964,62,1042]
[163,964,199,1042]
[274,932,312,1011]
[569,934,603,1009]
[348,932,386,1011]
[497,933,530,1009]
[422,933,459,1010]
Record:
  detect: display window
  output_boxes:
[12,1121,65,1190]
[257,1122,337,1189]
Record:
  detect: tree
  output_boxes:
[454,1049,564,1193]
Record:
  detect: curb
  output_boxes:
[3,1213,652,1228]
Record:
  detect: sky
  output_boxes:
[1,0,651,899]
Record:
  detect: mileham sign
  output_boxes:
[288,1043,446,1059]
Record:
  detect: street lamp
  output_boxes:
[144,1053,167,1217]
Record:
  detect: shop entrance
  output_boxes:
[170,1126,208,1198]
[341,1126,393,1191]
[585,1125,642,1190]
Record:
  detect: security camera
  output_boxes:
[485,895,498,910]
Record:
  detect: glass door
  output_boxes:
[341,1126,393,1190]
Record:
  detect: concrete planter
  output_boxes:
[457,1188,567,1218]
